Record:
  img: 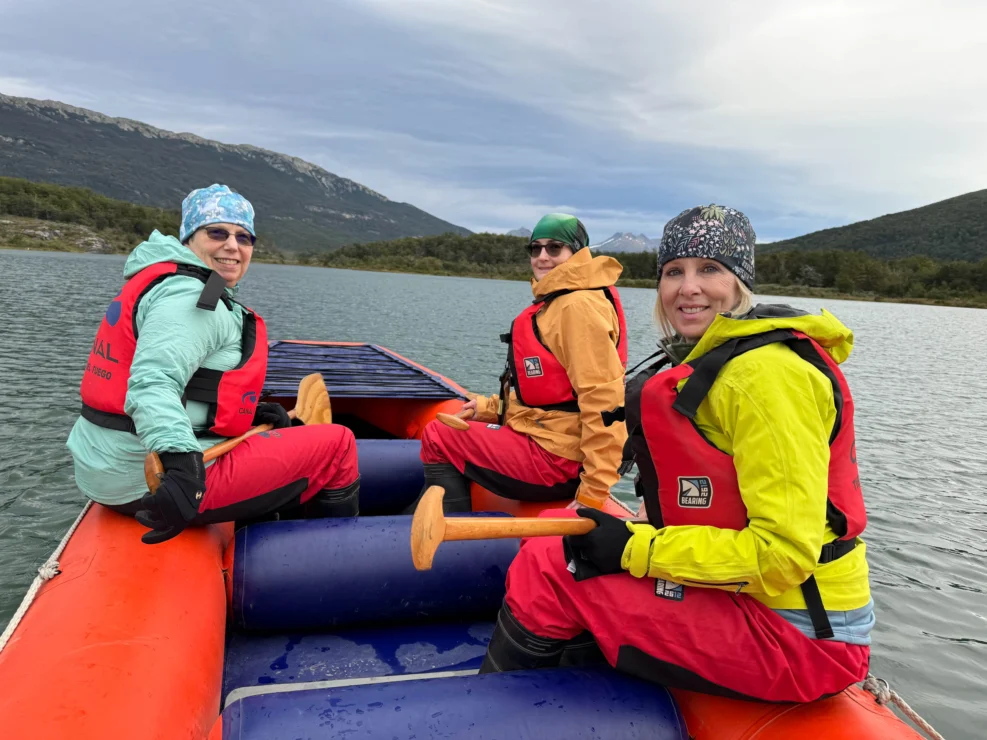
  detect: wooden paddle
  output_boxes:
[410,486,645,570]
[143,372,332,494]
[435,407,475,430]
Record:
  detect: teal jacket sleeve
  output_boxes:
[124,277,234,453]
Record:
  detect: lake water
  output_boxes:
[0,249,984,737]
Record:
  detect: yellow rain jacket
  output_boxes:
[622,309,871,612]
[474,248,627,508]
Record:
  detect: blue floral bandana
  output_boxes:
[180,184,255,243]
[657,204,756,288]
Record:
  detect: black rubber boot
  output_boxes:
[305,478,360,518]
[403,463,472,514]
[478,603,566,674]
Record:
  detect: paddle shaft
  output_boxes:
[144,411,295,494]
[442,516,597,541]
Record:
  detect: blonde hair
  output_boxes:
[653,275,755,341]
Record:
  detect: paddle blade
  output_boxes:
[411,486,447,571]
[436,412,469,430]
[294,373,332,425]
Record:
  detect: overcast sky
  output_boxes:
[1,0,984,241]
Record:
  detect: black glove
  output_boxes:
[135,451,206,545]
[562,508,632,581]
[252,402,292,429]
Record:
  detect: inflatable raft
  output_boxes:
[0,341,923,739]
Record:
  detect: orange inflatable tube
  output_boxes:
[672,684,921,738]
[0,505,231,740]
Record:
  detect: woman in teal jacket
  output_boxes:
[68,184,359,543]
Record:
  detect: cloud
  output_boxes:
[2,0,985,240]
[362,0,987,217]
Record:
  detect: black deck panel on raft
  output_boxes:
[262,341,467,400]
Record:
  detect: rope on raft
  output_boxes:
[862,674,945,740]
[0,500,92,653]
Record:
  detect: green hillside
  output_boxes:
[760,190,987,261]
[0,94,469,251]
[0,177,282,260]
[308,232,987,307]
[306,233,659,285]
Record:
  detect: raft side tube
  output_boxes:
[671,685,924,739]
[0,505,231,740]
[231,515,517,631]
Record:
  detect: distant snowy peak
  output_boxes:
[591,232,660,253]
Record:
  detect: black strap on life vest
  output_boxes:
[80,404,137,434]
[671,329,796,419]
[800,536,858,640]
[195,269,228,311]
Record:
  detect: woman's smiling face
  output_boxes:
[658,257,741,339]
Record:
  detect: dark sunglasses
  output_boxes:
[204,227,256,247]
[526,242,568,257]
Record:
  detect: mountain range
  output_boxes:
[592,232,661,253]
[0,94,469,251]
[503,228,659,253]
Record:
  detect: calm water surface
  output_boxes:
[0,250,984,737]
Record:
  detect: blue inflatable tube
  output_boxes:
[222,667,687,740]
[232,515,518,631]
[222,622,494,699]
[355,439,424,515]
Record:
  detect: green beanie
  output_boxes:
[529,213,589,250]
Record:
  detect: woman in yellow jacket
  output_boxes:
[479,204,874,703]
[410,213,628,513]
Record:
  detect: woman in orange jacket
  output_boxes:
[409,213,628,513]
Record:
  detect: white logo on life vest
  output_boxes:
[678,476,712,508]
[654,579,684,600]
[523,357,543,377]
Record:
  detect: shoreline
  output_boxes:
[5,245,985,309]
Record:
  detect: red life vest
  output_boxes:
[499,287,627,422]
[79,262,268,438]
[627,329,866,639]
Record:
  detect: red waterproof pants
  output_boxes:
[192,423,358,520]
[419,419,581,501]
[505,511,870,702]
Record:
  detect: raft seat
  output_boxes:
[230,515,517,632]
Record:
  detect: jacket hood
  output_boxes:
[685,303,854,365]
[531,248,623,298]
[123,230,238,295]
